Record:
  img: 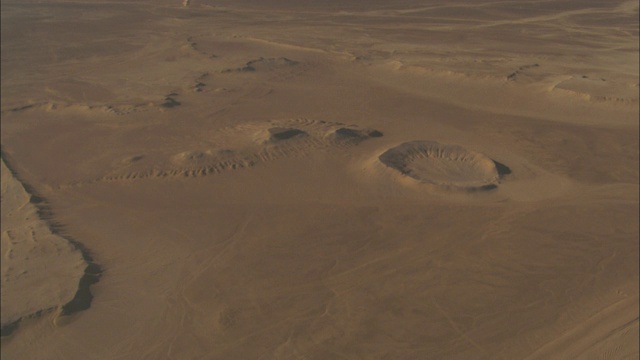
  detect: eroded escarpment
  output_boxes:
[0,151,102,337]
[379,141,509,191]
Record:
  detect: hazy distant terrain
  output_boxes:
[1,0,638,358]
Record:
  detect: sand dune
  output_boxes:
[93,119,384,183]
[1,0,637,358]
[552,76,639,104]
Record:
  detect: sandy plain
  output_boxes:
[1,0,638,358]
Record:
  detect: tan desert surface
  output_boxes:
[1,0,638,358]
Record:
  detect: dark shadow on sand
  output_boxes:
[493,160,512,177]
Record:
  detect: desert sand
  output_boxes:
[1,0,638,358]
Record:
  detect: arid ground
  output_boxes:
[1,0,638,358]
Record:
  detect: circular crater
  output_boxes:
[379,141,503,191]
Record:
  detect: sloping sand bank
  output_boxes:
[1,157,96,335]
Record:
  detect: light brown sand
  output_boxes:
[1,0,638,358]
